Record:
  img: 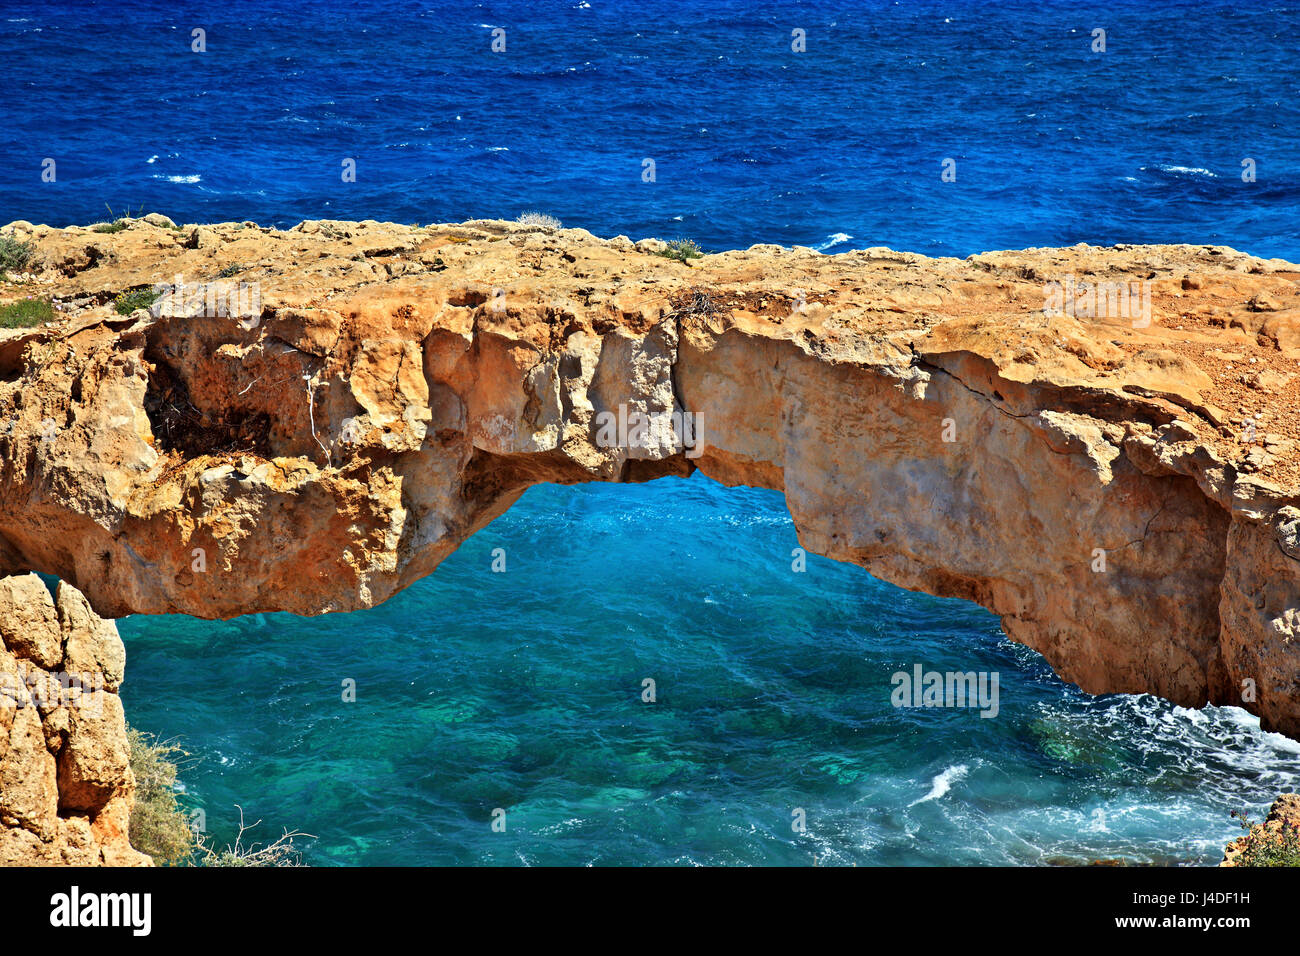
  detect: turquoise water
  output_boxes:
[119,476,1300,865]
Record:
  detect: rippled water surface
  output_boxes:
[118,478,1300,866]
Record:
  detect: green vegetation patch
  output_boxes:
[114,286,162,315]
[0,233,37,272]
[1231,809,1300,866]
[127,724,312,866]
[0,297,55,328]
[126,725,195,866]
[658,238,705,262]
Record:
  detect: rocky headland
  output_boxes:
[2,216,1300,862]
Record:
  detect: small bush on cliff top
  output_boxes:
[97,203,145,231]
[126,724,195,866]
[0,297,55,328]
[517,211,561,230]
[658,238,704,263]
[1230,809,1300,866]
[0,233,36,272]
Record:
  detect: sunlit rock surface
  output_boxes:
[2,217,1300,736]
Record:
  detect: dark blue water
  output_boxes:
[2,0,1298,258]
[5,0,1299,864]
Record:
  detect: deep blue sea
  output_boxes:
[4,0,1300,865]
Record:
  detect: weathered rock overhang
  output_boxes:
[2,218,1300,736]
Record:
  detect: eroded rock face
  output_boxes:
[0,574,146,866]
[2,218,1300,735]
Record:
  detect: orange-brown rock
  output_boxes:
[0,574,147,865]
[2,218,1300,736]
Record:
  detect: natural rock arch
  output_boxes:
[1,219,1298,736]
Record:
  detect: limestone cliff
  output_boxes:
[0,574,146,865]
[2,217,1300,739]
